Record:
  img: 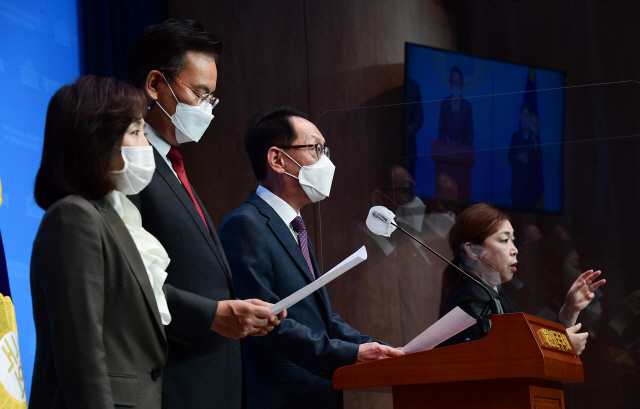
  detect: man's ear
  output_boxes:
[145,70,165,102]
[267,147,286,175]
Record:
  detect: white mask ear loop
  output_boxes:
[279,149,302,179]
[154,74,180,119]
[161,73,180,103]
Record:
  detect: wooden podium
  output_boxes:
[334,313,583,408]
[431,141,475,203]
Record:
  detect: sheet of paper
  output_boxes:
[270,246,367,315]
[403,306,476,354]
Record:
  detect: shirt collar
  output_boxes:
[144,123,171,158]
[256,185,299,225]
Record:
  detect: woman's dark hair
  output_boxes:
[34,75,147,210]
[245,105,309,181]
[441,203,511,305]
[127,19,221,89]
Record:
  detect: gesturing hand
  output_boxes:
[560,270,606,326]
[211,299,276,339]
[356,343,404,364]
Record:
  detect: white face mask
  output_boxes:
[395,195,426,232]
[111,146,155,195]
[156,75,214,144]
[281,150,335,203]
[424,209,455,239]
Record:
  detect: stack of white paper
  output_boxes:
[403,307,476,354]
[270,246,368,315]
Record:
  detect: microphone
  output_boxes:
[367,206,503,328]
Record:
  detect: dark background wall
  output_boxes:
[166,1,640,408]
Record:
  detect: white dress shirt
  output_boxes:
[106,190,172,325]
[145,123,180,183]
[256,185,301,243]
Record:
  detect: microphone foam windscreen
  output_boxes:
[366,206,397,237]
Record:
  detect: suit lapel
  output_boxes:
[91,197,165,333]
[247,193,316,284]
[307,239,333,324]
[151,148,231,281]
[192,189,235,294]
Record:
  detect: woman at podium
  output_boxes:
[439,203,604,353]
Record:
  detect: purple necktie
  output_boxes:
[291,216,315,279]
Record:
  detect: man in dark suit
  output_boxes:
[126,20,282,409]
[219,106,403,409]
[437,67,474,145]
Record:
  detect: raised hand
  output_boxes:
[560,270,605,327]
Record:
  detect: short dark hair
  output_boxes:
[34,75,147,210]
[127,19,222,89]
[245,105,309,181]
[449,66,464,84]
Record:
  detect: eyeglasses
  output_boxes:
[172,76,220,108]
[278,143,330,159]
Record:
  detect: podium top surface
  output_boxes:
[333,313,583,390]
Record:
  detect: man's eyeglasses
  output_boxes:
[172,76,220,108]
[278,143,330,159]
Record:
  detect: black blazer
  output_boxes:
[30,195,167,408]
[219,192,378,409]
[439,276,521,347]
[128,147,242,409]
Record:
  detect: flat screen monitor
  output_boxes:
[404,42,565,213]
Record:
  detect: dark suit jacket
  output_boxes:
[30,195,167,408]
[128,148,242,409]
[437,96,474,145]
[219,192,378,409]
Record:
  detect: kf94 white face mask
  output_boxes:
[111,146,155,195]
[155,75,214,144]
[395,195,427,233]
[281,150,336,203]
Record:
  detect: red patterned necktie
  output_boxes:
[291,216,315,279]
[166,146,209,231]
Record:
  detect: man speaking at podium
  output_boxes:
[219,106,403,409]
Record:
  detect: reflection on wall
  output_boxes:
[0,0,81,396]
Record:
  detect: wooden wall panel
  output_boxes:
[302,4,453,407]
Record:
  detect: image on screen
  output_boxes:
[404,42,565,213]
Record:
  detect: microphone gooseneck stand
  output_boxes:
[372,211,503,334]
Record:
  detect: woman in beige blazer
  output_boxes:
[29,75,169,408]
